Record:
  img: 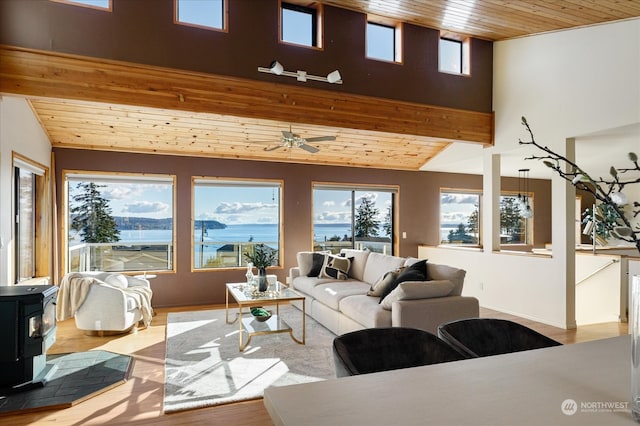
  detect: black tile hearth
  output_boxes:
[0,350,133,415]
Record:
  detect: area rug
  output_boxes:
[163,306,336,413]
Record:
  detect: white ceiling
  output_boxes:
[422,123,640,180]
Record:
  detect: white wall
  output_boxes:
[433,19,640,328]
[0,96,52,285]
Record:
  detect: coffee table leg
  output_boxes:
[239,305,244,351]
[302,298,306,344]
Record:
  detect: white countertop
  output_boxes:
[264,335,635,426]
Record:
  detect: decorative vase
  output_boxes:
[245,262,254,285]
[632,274,640,421]
[258,267,268,292]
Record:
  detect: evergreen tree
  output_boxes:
[467,205,479,241]
[71,182,120,243]
[382,206,392,237]
[354,198,380,238]
[500,196,523,241]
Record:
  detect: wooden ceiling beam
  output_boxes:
[0,45,493,146]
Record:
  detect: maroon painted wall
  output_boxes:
[0,0,492,112]
[54,148,551,307]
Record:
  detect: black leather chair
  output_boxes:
[332,327,467,377]
[437,318,562,358]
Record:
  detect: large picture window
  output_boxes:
[313,184,396,255]
[193,178,282,269]
[439,190,533,247]
[440,191,481,245]
[64,172,175,273]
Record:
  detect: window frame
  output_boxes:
[174,0,228,32]
[192,177,284,271]
[50,0,112,11]
[279,1,323,49]
[366,18,403,63]
[12,153,50,284]
[312,182,398,255]
[439,189,482,247]
[499,192,534,246]
[62,170,177,275]
[439,32,471,76]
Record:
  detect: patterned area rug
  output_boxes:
[163,306,336,413]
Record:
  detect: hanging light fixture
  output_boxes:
[518,168,533,219]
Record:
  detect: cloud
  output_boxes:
[215,202,276,214]
[323,201,335,207]
[315,211,351,223]
[123,201,169,214]
[441,212,470,224]
[441,194,478,204]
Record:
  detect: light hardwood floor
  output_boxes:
[2,305,628,426]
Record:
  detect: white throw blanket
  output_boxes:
[56,272,97,321]
[56,273,154,327]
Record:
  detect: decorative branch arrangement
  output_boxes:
[518,116,640,254]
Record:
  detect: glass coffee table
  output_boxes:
[225,282,306,351]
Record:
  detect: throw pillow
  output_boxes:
[296,251,328,277]
[308,252,326,277]
[380,280,454,310]
[320,254,352,280]
[367,269,401,297]
[378,259,428,303]
[104,274,128,289]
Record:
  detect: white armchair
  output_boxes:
[58,271,153,335]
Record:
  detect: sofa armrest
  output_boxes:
[126,276,150,288]
[289,267,301,287]
[391,296,479,334]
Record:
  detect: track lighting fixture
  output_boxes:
[258,60,343,84]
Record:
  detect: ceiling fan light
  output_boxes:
[269,60,284,75]
[327,70,342,83]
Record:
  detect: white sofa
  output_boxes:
[289,249,479,335]
[57,271,153,334]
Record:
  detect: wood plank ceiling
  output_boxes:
[21,1,640,170]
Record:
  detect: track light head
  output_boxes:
[269,60,284,75]
[327,70,342,83]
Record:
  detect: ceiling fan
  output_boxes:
[262,127,336,153]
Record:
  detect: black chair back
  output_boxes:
[438,318,562,358]
[333,327,467,377]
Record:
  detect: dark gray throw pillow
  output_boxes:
[308,253,326,277]
[378,259,428,303]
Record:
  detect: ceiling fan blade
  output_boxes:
[282,130,294,139]
[304,136,336,142]
[264,145,284,151]
[300,143,320,153]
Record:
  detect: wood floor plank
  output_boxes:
[0,305,627,425]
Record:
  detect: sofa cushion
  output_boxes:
[292,276,336,296]
[312,281,371,310]
[296,252,327,277]
[321,254,352,280]
[339,249,371,281]
[367,269,400,297]
[379,259,428,303]
[362,252,406,285]
[380,280,455,310]
[427,263,466,296]
[339,294,392,328]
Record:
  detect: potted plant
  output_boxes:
[244,243,278,292]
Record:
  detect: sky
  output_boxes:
[68,180,395,227]
[440,192,479,226]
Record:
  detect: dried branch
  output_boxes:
[518,116,640,254]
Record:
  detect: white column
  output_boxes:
[482,152,501,252]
